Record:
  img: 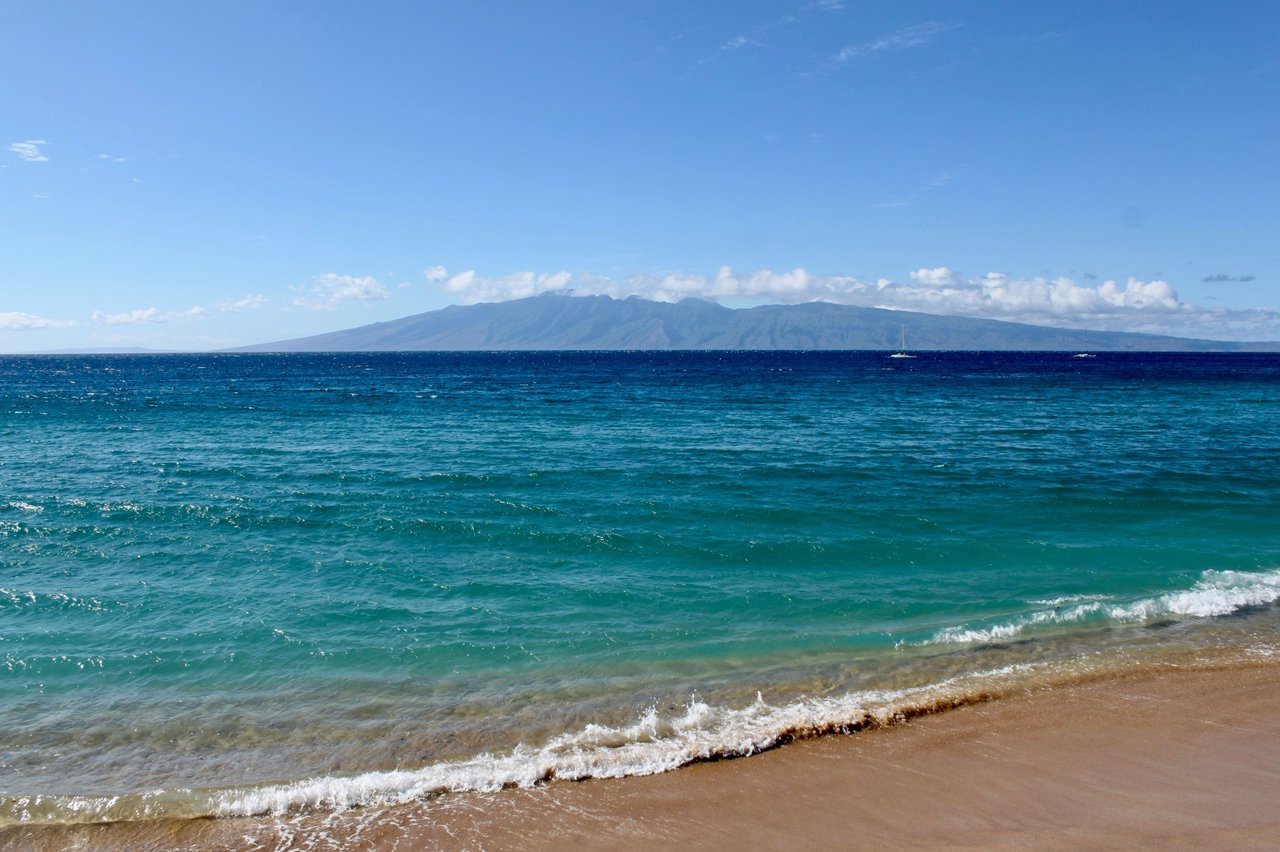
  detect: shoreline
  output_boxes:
[7,657,1279,850]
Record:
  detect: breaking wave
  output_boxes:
[928,568,1280,646]
[2,664,1036,827]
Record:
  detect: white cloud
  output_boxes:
[97,153,127,163]
[292,273,389,310]
[439,266,851,305]
[0,311,69,330]
[218,293,269,313]
[909,267,963,287]
[423,265,449,283]
[92,306,208,325]
[431,265,1280,338]
[443,269,574,302]
[835,22,960,62]
[8,140,48,162]
[883,272,1185,323]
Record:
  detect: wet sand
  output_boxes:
[8,661,1280,850]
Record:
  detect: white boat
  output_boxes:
[1073,352,1096,358]
[889,325,915,359]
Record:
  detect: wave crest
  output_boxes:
[2,665,1034,826]
[927,568,1280,646]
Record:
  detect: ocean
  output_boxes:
[2,351,1279,829]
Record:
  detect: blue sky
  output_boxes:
[3,1,1278,350]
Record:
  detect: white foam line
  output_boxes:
[1,664,1039,826]
[211,664,1034,818]
[926,567,1280,646]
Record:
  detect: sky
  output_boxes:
[3,0,1278,351]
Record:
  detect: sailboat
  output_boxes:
[889,324,915,359]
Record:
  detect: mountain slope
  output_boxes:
[235,294,1271,352]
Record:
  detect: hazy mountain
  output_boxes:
[26,346,178,355]
[236,294,1274,352]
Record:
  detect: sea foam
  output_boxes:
[927,567,1280,646]
[3,665,1035,826]
[213,663,1031,818]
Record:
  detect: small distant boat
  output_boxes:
[1073,352,1096,359]
[889,325,915,359]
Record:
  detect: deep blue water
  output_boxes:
[2,351,1279,822]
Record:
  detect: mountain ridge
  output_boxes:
[233,294,1277,352]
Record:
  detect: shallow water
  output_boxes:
[2,351,1278,825]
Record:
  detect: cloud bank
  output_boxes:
[92,307,208,325]
[0,311,66,331]
[427,265,1280,339]
[293,274,389,310]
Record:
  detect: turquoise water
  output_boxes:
[2,351,1279,824]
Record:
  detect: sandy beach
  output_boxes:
[8,658,1279,851]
